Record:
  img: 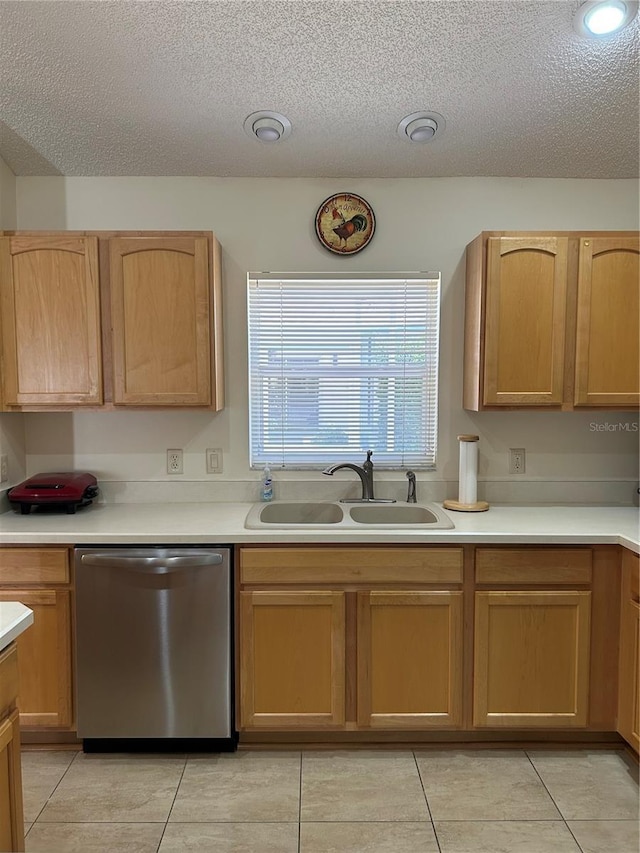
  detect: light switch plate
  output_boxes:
[206,448,223,474]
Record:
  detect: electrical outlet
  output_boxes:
[509,448,526,474]
[206,448,223,474]
[167,449,183,475]
[0,455,7,484]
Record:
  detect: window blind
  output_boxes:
[247,273,441,470]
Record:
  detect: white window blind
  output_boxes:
[247,273,441,470]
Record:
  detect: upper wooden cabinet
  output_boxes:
[110,237,214,406]
[0,230,224,411]
[574,236,639,407]
[464,231,639,410]
[0,235,103,406]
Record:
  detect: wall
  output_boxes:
[0,156,26,487]
[15,176,640,504]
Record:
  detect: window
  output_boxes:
[247,272,441,469]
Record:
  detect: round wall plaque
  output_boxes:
[315,193,376,255]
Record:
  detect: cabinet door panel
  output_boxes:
[357,591,463,729]
[0,236,102,406]
[0,591,72,728]
[575,237,640,406]
[474,591,591,728]
[239,591,345,729]
[0,711,25,852]
[110,237,211,405]
[618,551,640,751]
[483,237,568,405]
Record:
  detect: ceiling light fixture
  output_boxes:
[397,111,445,143]
[573,0,638,36]
[243,111,292,143]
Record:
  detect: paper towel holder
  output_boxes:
[443,434,490,512]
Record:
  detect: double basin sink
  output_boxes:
[244,501,455,529]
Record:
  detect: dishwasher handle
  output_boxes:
[80,553,224,574]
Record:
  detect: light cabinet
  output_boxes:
[0,548,73,730]
[617,550,639,752]
[239,590,345,729]
[473,590,591,728]
[0,645,25,852]
[464,231,639,410]
[574,237,640,407]
[356,590,462,729]
[0,230,224,411]
[237,547,464,733]
[0,235,102,407]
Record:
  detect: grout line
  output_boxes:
[525,750,585,853]
[155,752,188,853]
[25,748,78,825]
[413,751,442,853]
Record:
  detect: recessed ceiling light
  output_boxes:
[397,112,445,143]
[243,111,292,143]
[573,0,638,37]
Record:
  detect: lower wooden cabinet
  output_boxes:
[357,591,462,728]
[473,590,592,728]
[618,550,640,751]
[0,547,74,730]
[239,590,345,728]
[0,645,25,852]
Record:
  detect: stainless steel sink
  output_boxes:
[244,501,454,529]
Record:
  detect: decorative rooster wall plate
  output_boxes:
[315,193,376,255]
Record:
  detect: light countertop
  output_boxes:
[0,602,34,652]
[0,502,637,553]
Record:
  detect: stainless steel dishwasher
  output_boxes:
[75,546,235,751]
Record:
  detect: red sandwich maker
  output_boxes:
[8,473,99,515]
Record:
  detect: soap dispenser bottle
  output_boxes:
[261,465,273,502]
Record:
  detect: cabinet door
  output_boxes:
[239,590,345,729]
[0,235,102,406]
[483,236,568,406]
[618,551,640,751]
[0,591,72,728]
[574,236,640,406]
[474,590,591,728]
[109,237,212,405]
[357,591,463,729]
[0,710,25,853]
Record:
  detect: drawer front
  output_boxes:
[240,548,464,585]
[0,645,18,717]
[476,548,592,585]
[0,549,69,585]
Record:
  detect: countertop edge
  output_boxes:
[0,604,34,652]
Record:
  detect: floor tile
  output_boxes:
[435,820,581,852]
[527,750,640,820]
[300,821,439,852]
[300,751,429,822]
[38,753,186,823]
[169,751,300,823]
[567,820,640,853]
[159,822,299,852]
[415,750,561,821]
[20,750,77,822]
[25,822,164,852]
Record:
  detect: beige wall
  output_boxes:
[0,156,26,487]
[15,175,640,503]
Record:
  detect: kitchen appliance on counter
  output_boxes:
[75,546,235,752]
[8,472,99,514]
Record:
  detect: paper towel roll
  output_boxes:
[458,436,478,505]
[443,434,489,512]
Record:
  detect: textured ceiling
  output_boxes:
[1,0,638,178]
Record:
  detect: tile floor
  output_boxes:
[18,747,639,853]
